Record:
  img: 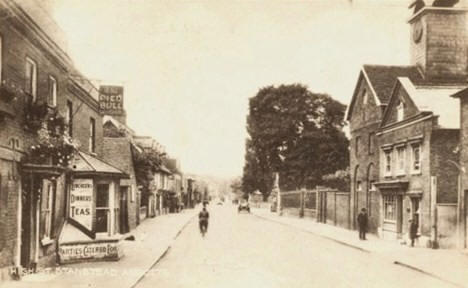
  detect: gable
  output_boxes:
[380,79,422,128]
[346,71,383,131]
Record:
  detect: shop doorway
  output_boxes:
[20,175,39,268]
[411,197,421,234]
[119,186,129,234]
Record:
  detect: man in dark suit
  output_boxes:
[357,208,368,240]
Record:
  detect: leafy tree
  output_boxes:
[242,84,349,197]
[132,146,165,206]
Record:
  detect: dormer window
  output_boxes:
[397,100,404,122]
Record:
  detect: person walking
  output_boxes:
[198,204,210,237]
[357,208,368,240]
[409,218,419,247]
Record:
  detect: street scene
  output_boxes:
[2,0,468,287]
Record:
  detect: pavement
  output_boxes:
[3,208,198,288]
[134,204,454,288]
[252,207,468,288]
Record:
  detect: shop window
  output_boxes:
[411,144,421,174]
[48,75,57,107]
[41,181,55,241]
[383,195,396,222]
[96,184,110,233]
[25,57,37,102]
[66,100,73,137]
[89,117,96,153]
[396,146,406,176]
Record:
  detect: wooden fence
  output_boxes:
[279,188,351,229]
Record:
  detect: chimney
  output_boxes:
[408,6,468,83]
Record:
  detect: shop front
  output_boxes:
[58,151,128,264]
[375,180,408,240]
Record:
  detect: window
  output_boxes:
[0,36,2,83]
[355,136,361,156]
[397,100,404,122]
[356,181,362,192]
[396,146,406,175]
[362,89,368,105]
[66,101,73,137]
[384,150,392,176]
[369,180,376,192]
[383,195,397,222]
[41,181,55,241]
[25,58,37,101]
[368,133,374,155]
[48,76,57,106]
[96,184,110,233]
[89,117,96,153]
[411,144,421,173]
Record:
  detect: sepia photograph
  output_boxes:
[0,0,467,287]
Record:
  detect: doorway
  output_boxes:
[120,186,129,234]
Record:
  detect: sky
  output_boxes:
[50,0,412,178]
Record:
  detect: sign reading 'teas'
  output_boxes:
[70,179,93,230]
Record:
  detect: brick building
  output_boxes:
[347,3,467,248]
[0,0,132,278]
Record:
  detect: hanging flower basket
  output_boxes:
[24,100,48,132]
[0,79,21,102]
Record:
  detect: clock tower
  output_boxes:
[409,6,468,83]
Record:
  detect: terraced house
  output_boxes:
[348,2,467,248]
[0,0,137,278]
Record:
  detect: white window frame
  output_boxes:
[383,149,393,177]
[396,145,406,176]
[356,180,362,192]
[89,117,96,153]
[48,75,57,107]
[96,181,116,237]
[362,88,368,105]
[397,100,404,122]
[411,143,422,174]
[41,180,54,245]
[25,57,37,102]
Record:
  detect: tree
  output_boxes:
[132,146,165,206]
[242,84,349,197]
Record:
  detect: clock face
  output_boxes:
[413,21,423,43]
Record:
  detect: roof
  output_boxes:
[399,77,462,129]
[158,164,172,175]
[363,65,424,104]
[71,151,129,178]
[103,115,135,136]
[346,65,424,121]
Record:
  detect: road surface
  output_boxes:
[135,204,452,288]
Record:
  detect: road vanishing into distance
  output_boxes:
[135,204,451,288]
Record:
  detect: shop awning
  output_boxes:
[71,151,129,178]
[374,180,409,193]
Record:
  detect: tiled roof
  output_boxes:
[363,65,424,104]
[72,151,129,177]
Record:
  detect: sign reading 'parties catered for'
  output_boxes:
[70,179,93,230]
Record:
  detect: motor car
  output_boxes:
[238,201,250,213]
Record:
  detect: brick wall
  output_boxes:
[430,129,459,203]
[102,138,138,231]
[349,77,382,232]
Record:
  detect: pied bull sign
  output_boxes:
[70,179,93,230]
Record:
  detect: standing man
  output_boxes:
[409,218,419,247]
[357,208,368,240]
